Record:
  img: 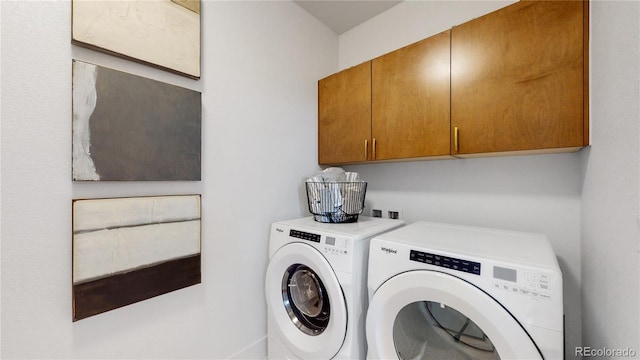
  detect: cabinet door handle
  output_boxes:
[364,139,368,160]
[454,127,459,152]
[373,138,377,160]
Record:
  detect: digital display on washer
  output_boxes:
[493,266,517,282]
[290,229,321,243]
[410,250,481,275]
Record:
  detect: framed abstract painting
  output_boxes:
[72,0,201,79]
[72,60,201,181]
[72,195,202,321]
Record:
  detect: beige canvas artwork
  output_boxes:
[72,195,202,320]
[72,0,201,79]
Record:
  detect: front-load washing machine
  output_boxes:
[266,216,404,359]
[366,221,563,360]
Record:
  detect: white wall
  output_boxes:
[1,1,336,358]
[338,1,586,357]
[4,1,639,359]
[581,1,640,356]
[338,0,516,69]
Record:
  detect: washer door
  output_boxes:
[367,271,542,360]
[266,242,347,359]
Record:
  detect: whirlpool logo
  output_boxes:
[380,246,398,254]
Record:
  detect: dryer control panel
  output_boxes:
[408,249,554,301]
[491,266,552,301]
[410,250,481,275]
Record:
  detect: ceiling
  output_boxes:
[294,0,403,34]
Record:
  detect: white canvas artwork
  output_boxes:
[72,0,201,78]
[73,195,201,283]
[72,195,202,321]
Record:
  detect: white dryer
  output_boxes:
[366,221,563,360]
[266,216,404,359]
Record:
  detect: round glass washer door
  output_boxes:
[366,270,542,360]
[265,242,347,359]
[282,264,331,335]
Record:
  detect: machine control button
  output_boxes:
[324,246,348,256]
[410,250,481,275]
[289,229,321,243]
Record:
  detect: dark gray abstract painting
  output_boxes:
[72,60,201,181]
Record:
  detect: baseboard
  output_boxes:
[227,335,267,360]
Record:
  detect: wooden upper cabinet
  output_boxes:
[451,1,588,155]
[318,0,589,164]
[318,62,372,165]
[372,30,451,160]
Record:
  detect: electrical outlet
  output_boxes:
[387,209,403,220]
[371,207,403,220]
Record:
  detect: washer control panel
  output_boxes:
[410,250,481,275]
[289,229,321,243]
[289,229,349,256]
[323,236,349,256]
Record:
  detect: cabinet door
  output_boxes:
[451,1,587,155]
[372,30,451,160]
[318,62,372,165]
